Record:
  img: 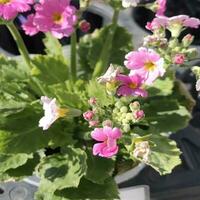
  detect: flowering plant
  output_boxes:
[0,0,200,199]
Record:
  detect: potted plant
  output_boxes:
[0,0,200,199]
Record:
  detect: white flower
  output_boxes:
[133,141,150,162]
[196,79,200,91]
[39,96,67,130]
[97,64,120,84]
[122,0,140,8]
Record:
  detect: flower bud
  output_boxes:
[113,108,119,114]
[83,110,94,121]
[102,120,112,127]
[185,48,198,59]
[196,79,200,92]
[106,81,118,95]
[122,118,129,125]
[88,97,97,106]
[122,113,127,118]
[134,110,145,120]
[123,124,131,132]
[89,120,99,127]
[133,141,150,162]
[173,54,185,65]
[120,106,128,113]
[126,113,133,121]
[182,34,194,47]
[79,20,91,33]
[168,38,178,49]
[129,101,140,112]
[115,101,124,109]
[192,66,200,79]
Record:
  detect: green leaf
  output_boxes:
[173,80,196,112]
[0,107,75,154]
[78,25,133,78]
[47,82,87,110]
[0,55,27,81]
[0,153,32,173]
[85,150,115,184]
[0,97,27,116]
[144,96,191,133]
[87,80,114,107]
[43,33,64,57]
[5,153,41,179]
[32,55,69,85]
[147,76,174,96]
[147,135,181,175]
[35,147,87,199]
[53,178,119,200]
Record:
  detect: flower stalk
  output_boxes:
[70,30,77,82]
[7,21,32,70]
[92,9,119,78]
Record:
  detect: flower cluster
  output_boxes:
[81,46,165,158]
[144,13,200,67]
[113,101,145,133]
[98,47,165,98]
[22,0,77,38]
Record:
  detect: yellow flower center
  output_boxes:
[57,108,69,118]
[0,0,10,4]
[144,62,156,71]
[129,82,137,89]
[52,12,63,24]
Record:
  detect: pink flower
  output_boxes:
[116,74,148,97]
[170,15,200,28]
[146,16,168,31]
[134,110,145,120]
[22,0,77,39]
[125,47,165,85]
[22,14,39,36]
[156,0,166,16]
[0,0,33,20]
[83,110,94,121]
[91,126,122,158]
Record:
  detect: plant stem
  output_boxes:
[92,9,119,78]
[7,22,32,70]
[70,31,77,82]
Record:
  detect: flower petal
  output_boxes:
[91,128,107,141]
[92,143,106,156]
